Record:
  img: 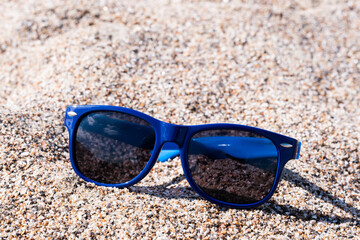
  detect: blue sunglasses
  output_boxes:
[64,105,301,208]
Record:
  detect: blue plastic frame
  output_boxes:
[64,105,301,209]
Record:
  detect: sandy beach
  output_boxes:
[0,0,359,238]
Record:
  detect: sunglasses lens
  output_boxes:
[188,129,278,204]
[74,111,156,184]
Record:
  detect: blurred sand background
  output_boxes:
[0,0,359,239]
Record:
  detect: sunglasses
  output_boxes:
[64,105,301,208]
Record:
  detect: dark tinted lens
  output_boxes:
[75,111,156,184]
[188,129,278,204]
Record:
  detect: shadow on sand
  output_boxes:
[128,168,359,224]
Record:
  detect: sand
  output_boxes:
[0,0,359,239]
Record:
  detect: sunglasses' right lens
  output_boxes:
[74,111,156,184]
[188,129,278,204]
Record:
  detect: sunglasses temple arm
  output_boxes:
[295,141,301,159]
[158,137,278,162]
[81,115,156,149]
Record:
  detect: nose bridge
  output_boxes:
[160,122,188,147]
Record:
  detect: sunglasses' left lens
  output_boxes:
[74,111,156,184]
[187,128,278,205]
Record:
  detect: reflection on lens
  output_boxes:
[188,129,278,204]
[75,111,155,184]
